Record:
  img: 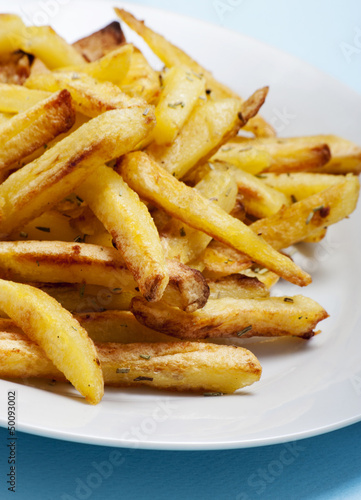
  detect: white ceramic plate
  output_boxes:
[0,0,361,450]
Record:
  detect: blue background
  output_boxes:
[1,1,361,499]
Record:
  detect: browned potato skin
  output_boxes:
[0,332,262,393]
[0,89,75,176]
[73,21,126,62]
[131,296,328,340]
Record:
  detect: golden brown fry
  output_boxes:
[0,14,26,54]
[0,332,262,393]
[25,71,146,117]
[153,65,206,145]
[0,84,51,113]
[159,168,237,263]
[19,25,86,68]
[208,274,270,300]
[251,175,360,250]
[147,97,243,179]
[119,47,161,103]
[115,7,275,137]
[131,295,328,340]
[0,106,155,237]
[0,242,208,312]
[77,164,169,302]
[260,172,345,200]
[212,162,290,218]
[120,152,311,286]
[0,89,75,176]
[73,21,126,62]
[0,279,103,404]
[59,44,133,85]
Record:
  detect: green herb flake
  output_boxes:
[255,174,267,179]
[306,212,314,225]
[291,194,297,204]
[139,354,151,360]
[168,101,185,109]
[112,288,122,293]
[19,231,28,238]
[79,284,85,298]
[43,144,48,149]
[116,368,130,374]
[186,76,194,82]
[35,226,50,233]
[133,376,153,382]
[237,325,253,337]
[71,326,77,331]
[36,260,40,267]
[204,392,223,397]
[180,227,186,237]
[75,195,83,205]
[142,108,150,116]
[284,297,294,303]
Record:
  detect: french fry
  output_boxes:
[120,152,311,286]
[208,274,270,300]
[0,279,103,404]
[0,332,262,393]
[211,162,290,218]
[115,7,275,137]
[0,106,155,237]
[0,14,25,54]
[260,172,345,200]
[25,71,146,117]
[119,47,161,103]
[217,136,332,174]
[153,65,206,145]
[211,145,272,175]
[77,164,169,302]
[73,21,126,62]
[147,87,268,179]
[11,210,80,243]
[201,240,252,277]
[59,44,133,86]
[0,242,208,312]
[0,89,75,176]
[251,175,360,250]
[0,84,51,113]
[19,25,86,68]
[131,295,328,340]
[159,168,237,263]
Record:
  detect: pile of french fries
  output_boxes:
[0,9,359,404]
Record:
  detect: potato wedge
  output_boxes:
[25,71,146,117]
[0,106,155,237]
[131,295,328,340]
[0,14,26,54]
[0,89,75,176]
[153,65,206,145]
[77,164,169,302]
[115,7,275,138]
[120,152,311,286]
[0,279,103,404]
[0,332,262,393]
